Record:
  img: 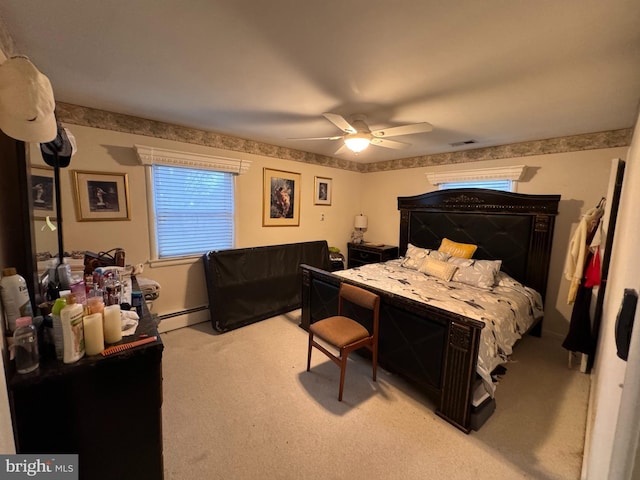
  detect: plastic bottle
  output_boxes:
[60,294,85,364]
[13,316,39,374]
[0,267,34,333]
[50,297,67,360]
[131,291,143,317]
[87,296,105,316]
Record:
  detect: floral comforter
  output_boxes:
[334,259,544,396]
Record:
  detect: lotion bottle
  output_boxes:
[60,294,85,363]
[0,267,34,333]
[50,296,67,360]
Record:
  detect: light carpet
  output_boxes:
[161,310,589,480]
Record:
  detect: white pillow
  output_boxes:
[447,256,474,267]
[428,250,451,262]
[419,256,458,282]
[402,244,451,270]
[451,259,502,289]
[401,243,430,270]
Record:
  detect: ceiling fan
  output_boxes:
[291,113,433,153]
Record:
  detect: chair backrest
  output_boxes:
[338,283,380,336]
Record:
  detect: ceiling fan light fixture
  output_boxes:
[344,133,370,153]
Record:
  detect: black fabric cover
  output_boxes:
[203,240,330,332]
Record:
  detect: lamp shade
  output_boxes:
[344,134,370,153]
[354,214,368,229]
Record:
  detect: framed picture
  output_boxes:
[314,176,332,205]
[263,168,301,226]
[31,166,56,220]
[72,170,131,221]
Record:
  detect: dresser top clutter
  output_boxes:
[4,272,164,480]
[7,276,163,388]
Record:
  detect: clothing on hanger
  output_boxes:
[562,198,606,355]
[563,200,605,304]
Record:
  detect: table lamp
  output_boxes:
[351,214,368,244]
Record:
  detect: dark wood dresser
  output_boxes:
[347,242,399,268]
[7,278,164,480]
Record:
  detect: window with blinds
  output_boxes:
[440,179,513,192]
[152,164,234,258]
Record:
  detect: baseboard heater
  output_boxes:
[157,306,208,321]
[156,306,210,333]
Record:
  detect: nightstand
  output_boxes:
[347,242,399,268]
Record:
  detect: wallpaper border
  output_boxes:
[56,102,632,173]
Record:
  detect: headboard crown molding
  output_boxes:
[134,144,251,174]
[398,188,560,214]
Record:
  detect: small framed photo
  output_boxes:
[314,176,332,205]
[263,168,301,226]
[31,166,56,220]
[72,170,131,222]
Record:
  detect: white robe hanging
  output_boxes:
[564,206,604,304]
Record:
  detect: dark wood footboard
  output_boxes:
[301,264,484,433]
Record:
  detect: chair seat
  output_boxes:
[310,316,370,348]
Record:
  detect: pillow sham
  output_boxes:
[451,259,502,289]
[401,243,430,270]
[428,250,451,262]
[447,256,474,268]
[418,256,458,282]
[401,244,451,270]
[438,238,478,259]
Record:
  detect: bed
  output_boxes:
[300,188,560,432]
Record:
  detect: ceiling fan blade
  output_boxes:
[370,138,410,149]
[288,135,343,141]
[334,143,350,155]
[323,113,357,134]
[371,122,433,138]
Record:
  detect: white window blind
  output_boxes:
[440,179,513,192]
[152,165,234,258]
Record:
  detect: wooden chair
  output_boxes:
[306,282,380,401]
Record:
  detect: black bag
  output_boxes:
[84,248,125,274]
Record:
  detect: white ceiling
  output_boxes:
[1,1,639,163]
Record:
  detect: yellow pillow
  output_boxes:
[438,238,477,259]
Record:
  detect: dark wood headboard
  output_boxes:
[397,189,560,300]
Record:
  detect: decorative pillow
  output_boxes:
[401,243,430,270]
[428,250,451,262]
[447,256,474,267]
[418,256,458,282]
[402,244,452,270]
[438,238,478,259]
[452,259,502,289]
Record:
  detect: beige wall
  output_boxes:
[29,124,363,321]
[360,148,628,335]
[29,122,627,336]
[585,113,639,479]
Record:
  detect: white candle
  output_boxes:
[83,313,104,355]
[103,304,122,344]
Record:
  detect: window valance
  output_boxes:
[134,144,251,174]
